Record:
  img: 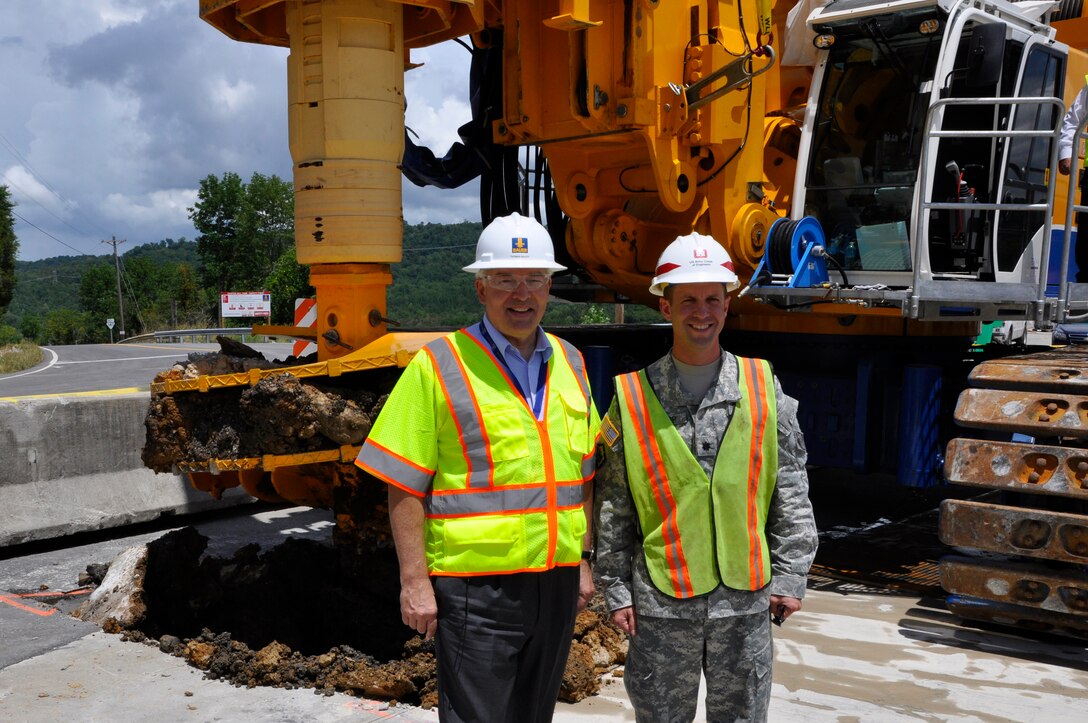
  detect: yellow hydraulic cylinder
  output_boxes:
[283,0,405,357]
[287,0,404,267]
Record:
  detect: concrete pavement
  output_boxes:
[3,503,1087,720]
[0,390,254,547]
[0,341,294,547]
[3,580,1086,721]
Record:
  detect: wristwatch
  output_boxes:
[581,550,593,561]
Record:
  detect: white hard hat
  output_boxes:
[463,212,567,273]
[649,232,740,295]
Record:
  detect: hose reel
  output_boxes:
[750,216,830,288]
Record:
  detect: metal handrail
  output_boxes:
[118,327,256,344]
[914,96,1065,326]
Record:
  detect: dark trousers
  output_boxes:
[432,567,580,723]
[1078,169,1088,282]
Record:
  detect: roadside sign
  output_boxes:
[221,291,272,318]
[106,318,115,329]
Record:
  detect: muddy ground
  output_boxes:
[142,337,400,472]
[141,334,657,472]
[131,338,626,707]
[75,526,627,709]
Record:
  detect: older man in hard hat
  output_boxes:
[356,212,600,723]
[594,232,818,722]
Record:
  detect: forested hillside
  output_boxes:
[6,238,206,344]
[8,256,100,323]
[4,222,651,345]
[389,222,479,327]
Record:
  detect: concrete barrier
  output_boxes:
[0,392,251,547]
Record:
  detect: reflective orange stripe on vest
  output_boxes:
[426,337,495,489]
[424,332,590,517]
[617,372,696,598]
[617,357,777,596]
[554,338,598,483]
[741,356,771,589]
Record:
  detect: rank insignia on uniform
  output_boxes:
[511,237,528,254]
[601,413,620,447]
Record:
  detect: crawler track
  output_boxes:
[941,346,1088,637]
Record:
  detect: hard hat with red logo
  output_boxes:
[649,232,739,295]
[463,212,567,273]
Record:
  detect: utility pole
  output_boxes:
[103,236,126,340]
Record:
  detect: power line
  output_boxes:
[5,176,95,240]
[404,243,476,252]
[0,130,108,239]
[0,132,61,197]
[12,210,93,256]
[103,236,127,339]
[117,255,146,331]
[17,273,84,283]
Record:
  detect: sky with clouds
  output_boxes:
[1,0,477,262]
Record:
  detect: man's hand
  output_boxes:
[400,576,438,639]
[769,594,802,626]
[1060,157,1073,176]
[387,487,437,638]
[611,606,637,636]
[578,560,595,611]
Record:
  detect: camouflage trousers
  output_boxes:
[624,611,772,723]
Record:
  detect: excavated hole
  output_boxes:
[119,525,445,703]
[81,524,625,709]
[136,530,406,657]
[130,338,631,707]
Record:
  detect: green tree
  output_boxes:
[264,246,313,324]
[19,314,41,342]
[242,172,295,283]
[624,303,663,323]
[190,171,247,294]
[0,186,18,315]
[78,252,213,337]
[41,308,91,345]
[0,324,19,344]
[580,304,610,324]
[388,222,479,327]
[172,263,213,327]
[190,172,294,300]
[78,264,118,324]
[116,256,164,335]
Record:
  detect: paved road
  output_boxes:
[2,496,1087,721]
[0,341,296,398]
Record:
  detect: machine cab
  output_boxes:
[763,0,1070,322]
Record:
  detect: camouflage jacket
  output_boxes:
[594,350,818,619]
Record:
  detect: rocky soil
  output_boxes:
[142,337,398,472]
[77,526,627,708]
[129,337,628,707]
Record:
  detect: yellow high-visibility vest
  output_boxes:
[614,357,778,597]
[357,327,600,575]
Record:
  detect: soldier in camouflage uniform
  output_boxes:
[594,233,818,722]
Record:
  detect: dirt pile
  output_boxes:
[142,338,397,472]
[79,527,626,708]
[131,338,629,706]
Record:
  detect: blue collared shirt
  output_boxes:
[477,315,553,420]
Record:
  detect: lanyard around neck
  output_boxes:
[479,322,548,419]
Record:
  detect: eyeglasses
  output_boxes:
[483,273,551,292]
